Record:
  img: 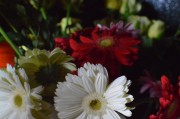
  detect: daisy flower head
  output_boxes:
[70,21,140,80]
[54,62,134,119]
[0,64,43,119]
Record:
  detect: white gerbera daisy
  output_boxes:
[54,62,134,119]
[0,64,43,119]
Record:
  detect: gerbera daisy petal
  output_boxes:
[117,109,132,117]
[107,75,127,91]
[103,109,121,119]
[80,36,94,44]
[76,111,87,119]
[82,76,95,93]
[95,73,108,94]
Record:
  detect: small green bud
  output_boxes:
[58,17,82,35]
[120,0,141,16]
[128,15,151,34]
[148,20,165,39]
[106,0,121,10]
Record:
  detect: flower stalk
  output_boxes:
[64,0,71,36]
[0,27,22,57]
[40,7,47,21]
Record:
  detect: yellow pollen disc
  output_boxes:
[14,94,23,107]
[89,99,101,110]
[99,38,113,47]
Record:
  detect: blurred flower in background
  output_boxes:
[149,76,180,119]
[0,41,15,68]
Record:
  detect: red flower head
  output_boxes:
[69,21,140,80]
[0,41,15,68]
[149,76,180,119]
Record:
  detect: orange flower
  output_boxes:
[0,41,15,68]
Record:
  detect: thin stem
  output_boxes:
[0,12,18,33]
[64,0,71,36]
[40,7,47,20]
[0,27,22,57]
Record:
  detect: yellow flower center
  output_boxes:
[14,94,23,108]
[98,37,114,48]
[82,93,107,115]
[89,99,102,110]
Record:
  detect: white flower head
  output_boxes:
[54,62,134,119]
[0,64,43,119]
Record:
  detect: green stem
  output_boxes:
[64,0,71,36]
[0,12,18,33]
[0,27,22,57]
[40,7,47,20]
[28,27,39,48]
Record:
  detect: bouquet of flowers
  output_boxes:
[0,0,179,119]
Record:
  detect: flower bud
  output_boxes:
[58,17,82,35]
[148,20,165,39]
[128,15,151,34]
[105,0,121,10]
[120,0,141,16]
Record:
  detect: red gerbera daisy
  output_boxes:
[69,21,140,80]
[149,75,180,119]
[0,41,15,68]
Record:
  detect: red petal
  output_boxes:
[69,39,81,50]
[80,36,94,44]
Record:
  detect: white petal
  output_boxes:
[116,109,132,117]
[24,82,31,96]
[95,73,107,94]
[78,67,87,77]
[82,76,95,93]
[66,74,83,87]
[31,85,44,100]
[107,76,127,91]
[18,68,28,81]
[57,107,82,119]
[66,83,88,97]
[105,85,124,100]
[103,109,121,119]
[76,111,87,119]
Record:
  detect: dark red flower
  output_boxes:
[0,41,15,68]
[69,21,140,80]
[149,76,180,119]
